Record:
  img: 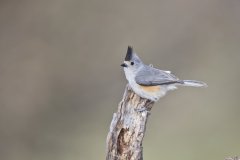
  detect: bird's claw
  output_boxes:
[134,107,150,113]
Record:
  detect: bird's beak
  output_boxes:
[121,63,127,67]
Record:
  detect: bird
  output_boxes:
[121,46,207,102]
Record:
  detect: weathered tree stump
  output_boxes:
[106,85,154,160]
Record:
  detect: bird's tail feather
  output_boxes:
[180,80,207,88]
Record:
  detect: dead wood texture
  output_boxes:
[106,85,154,160]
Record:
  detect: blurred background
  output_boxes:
[0,0,240,160]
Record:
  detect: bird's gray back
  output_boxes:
[135,65,180,86]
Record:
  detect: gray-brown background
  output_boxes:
[0,0,240,160]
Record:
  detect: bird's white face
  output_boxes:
[121,57,142,72]
[121,61,134,82]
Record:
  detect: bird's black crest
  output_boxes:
[125,46,133,61]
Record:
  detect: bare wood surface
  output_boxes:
[106,85,154,160]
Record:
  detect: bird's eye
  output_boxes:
[131,62,134,65]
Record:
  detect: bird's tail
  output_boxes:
[180,80,208,88]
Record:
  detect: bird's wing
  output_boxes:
[135,66,180,86]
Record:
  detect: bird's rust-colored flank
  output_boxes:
[139,85,160,92]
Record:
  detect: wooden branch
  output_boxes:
[106,85,154,160]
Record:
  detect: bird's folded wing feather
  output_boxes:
[135,66,179,86]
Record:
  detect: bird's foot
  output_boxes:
[134,107,150,113]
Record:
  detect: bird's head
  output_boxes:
[121,46,143,73]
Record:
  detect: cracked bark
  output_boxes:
[106,85,154,160]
